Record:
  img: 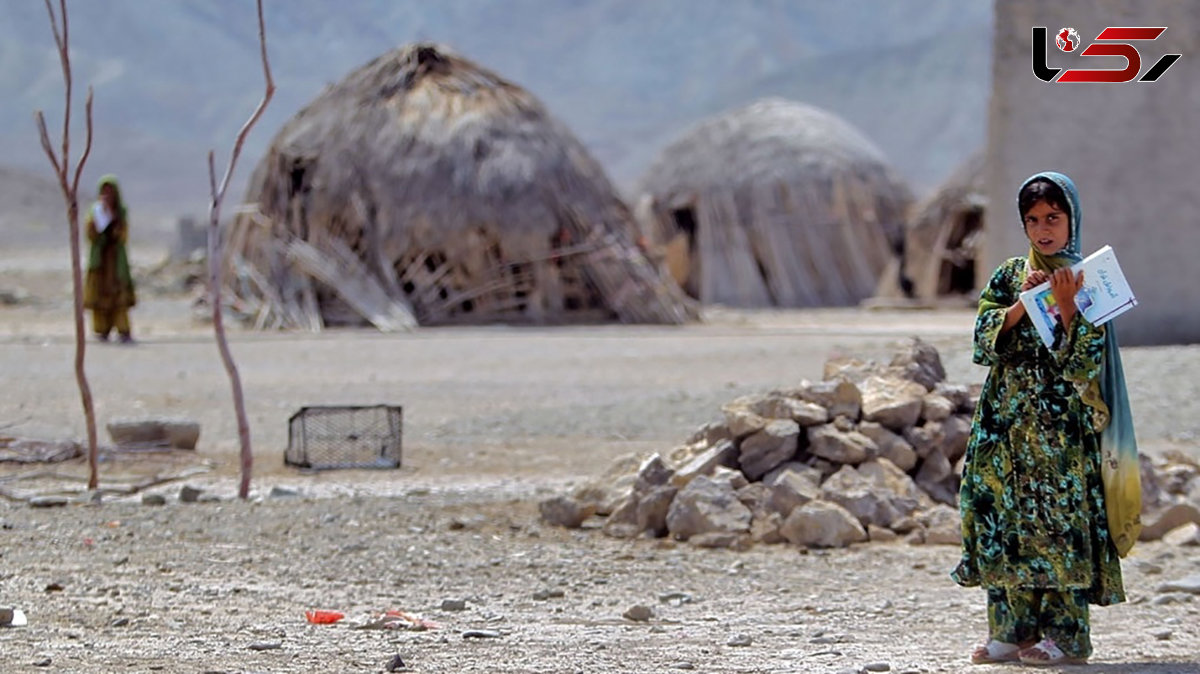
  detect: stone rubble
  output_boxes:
[543,337,1200,551]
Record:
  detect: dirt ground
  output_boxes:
[2,248,1199,673]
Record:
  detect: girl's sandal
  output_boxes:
[971,639,1022,664]
[1019,638,1089,666]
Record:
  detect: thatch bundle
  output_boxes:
[894,152,986,301]
[225,44,694,329]
[634,99,912,308]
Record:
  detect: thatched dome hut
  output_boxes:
[634,99,912,308]
[225,44,693,329]
[899,152,986,301]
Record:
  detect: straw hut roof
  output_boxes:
[898,152,986,301]
[634,98,912,308]
[226,43,693,329]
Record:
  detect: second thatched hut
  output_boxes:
[225,44,694,329]
[900,153,986,301]
[634,99,912,308]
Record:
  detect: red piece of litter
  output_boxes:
[305,610,345,624]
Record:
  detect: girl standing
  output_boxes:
[953,171,1139,666]
[84,175,137,343]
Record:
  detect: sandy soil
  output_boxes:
[2,250,1198,673]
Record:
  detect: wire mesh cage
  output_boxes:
[286,405,403,470]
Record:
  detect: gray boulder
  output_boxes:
[539,496,596,528]
[671,440,738,488]
[808,423,876,465]
[799,379,862,420]
[858,422,917,472]
[888,337,946,391]
[666,475,752,541]
[739,420,800,480]
[861,376,926,431]
[780,500,868,548]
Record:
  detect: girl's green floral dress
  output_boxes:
[951,256,1124,606]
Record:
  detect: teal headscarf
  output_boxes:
[1018,171,1141,556]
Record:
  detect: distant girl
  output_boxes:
[953,171,1139,666]
[84,175,137,343]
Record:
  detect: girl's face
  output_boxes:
[1022,199,1070,255]
[100,183,118,209]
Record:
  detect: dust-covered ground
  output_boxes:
[2,249,1199,673]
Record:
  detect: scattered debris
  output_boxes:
[0,436,82,464]
[0,286,32,306]
[356,611,440,631]
[462,629,502,639]
[1,607,28,627]
[304,610,345,625]
[268,486,300,499]
[727,633,753,647]
[623,605,654,622]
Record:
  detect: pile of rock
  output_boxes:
[542,338,974,549]
[1140,450,1200,547]
[541,337,1200,551]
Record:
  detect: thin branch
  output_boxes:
[34,111,65,181]
[35,0,99,491]
[41,0,65,56]
[212,0,275,208]
[43,0,72,175]
[70,87,94,196]
[208,151,217,200]
[208,0,274,500]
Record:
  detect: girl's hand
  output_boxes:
[1021,269,1049,292]
[1051,268,1084,326]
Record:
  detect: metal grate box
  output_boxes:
[286,405,402,470]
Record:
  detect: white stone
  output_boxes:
[739,420,800,480]
[1163,522,1200,547]
[723,400,770,438]
[539,495,595,528]
[888,337,946,391]
[860,376,927,431]
[921,394,955,422]
[917,504,961,545]
[821,464,919,528]
[634,454,675,496]
[671,440,738,488]
[767,468,821,516]
[780,500,867,548]
[665,475,752,541]
[857,422,918,472]
[808,423,876,465]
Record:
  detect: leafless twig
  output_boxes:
[33,0,99,490]
[207,0,275,499]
